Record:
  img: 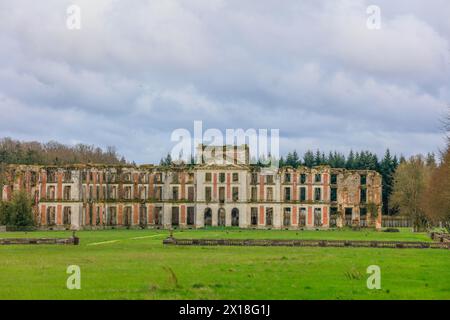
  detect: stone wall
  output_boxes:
[0,162,382,230]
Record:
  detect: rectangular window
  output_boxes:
[219,187,225,203]
[232,187,239,201]
[360,188,367,203]
[111,186,117,200]
[140,205,147,225]
[284,173,291,183]
[155,186,162,201]
[124,206,132,226]
[300,174,307,184]
[331,188,338,202]
[315,174,321,183]
[31,172,37,184]
[171,207,179,226]
[266,187,273,201]
[266,175,274,184]
[155,173,163,183]
[283,208,291,226]
[63,186,71,200]
[360,207,367,217]
[232,173,239,182]
[331,174,337,184]
[109,173,116,183]
[205,172,212,182]
[188,186,194,201]
[88,205,94,226]
[47,186,56,200]
[251,173,258,184]
[314,188,321,201]
[172,173,179,184]
[154,207,163,225]
[219,173,226,183]
[251,207,258,226]
[125,186,132,200]
[63,207,71,225]
[251,187,257,201]
[300,187,306,201]
[47,170,56,183]
[139,186,147,200]
[314,208,322,227]
[360,175,367,185]
[266,208,273,226]
[107,207,117,226]
[64,171,72,182]
[187,207,195,225]
[172,187,179,201]
[285,187,291,201]
[205,187,212,201]
[345,207,353,217]
[299,207,306,227]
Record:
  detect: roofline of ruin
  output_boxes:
[1,163,381,175]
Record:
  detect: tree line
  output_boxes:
[0,137,126,166]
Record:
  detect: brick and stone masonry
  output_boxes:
[0,145,382,230]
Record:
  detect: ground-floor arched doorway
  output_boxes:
[204,208,212,226]
[218,208,226,226]
[231,208,239,226]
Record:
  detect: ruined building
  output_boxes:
[0,145,382,230]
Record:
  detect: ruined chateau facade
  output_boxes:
[0,145,382,230]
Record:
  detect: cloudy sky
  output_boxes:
[0,0,449,163]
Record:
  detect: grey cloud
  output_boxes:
[0,0,449,163]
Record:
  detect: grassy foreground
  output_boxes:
[0,228,449,300]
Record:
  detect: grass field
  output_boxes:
[0,228,449,300]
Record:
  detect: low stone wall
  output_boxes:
[0,236,79,245]
[163,237,450,250]
[430,232,450,243]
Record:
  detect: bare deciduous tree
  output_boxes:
[423,147,450,231]
[390,155,431,231]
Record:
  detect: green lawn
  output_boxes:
[0,228,449,300]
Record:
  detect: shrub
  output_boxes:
[0,191,35,227]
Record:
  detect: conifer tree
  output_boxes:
[314,150,322,166]
[380,149,396,215]
[303,150,315,168]
[346,150,355,169]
